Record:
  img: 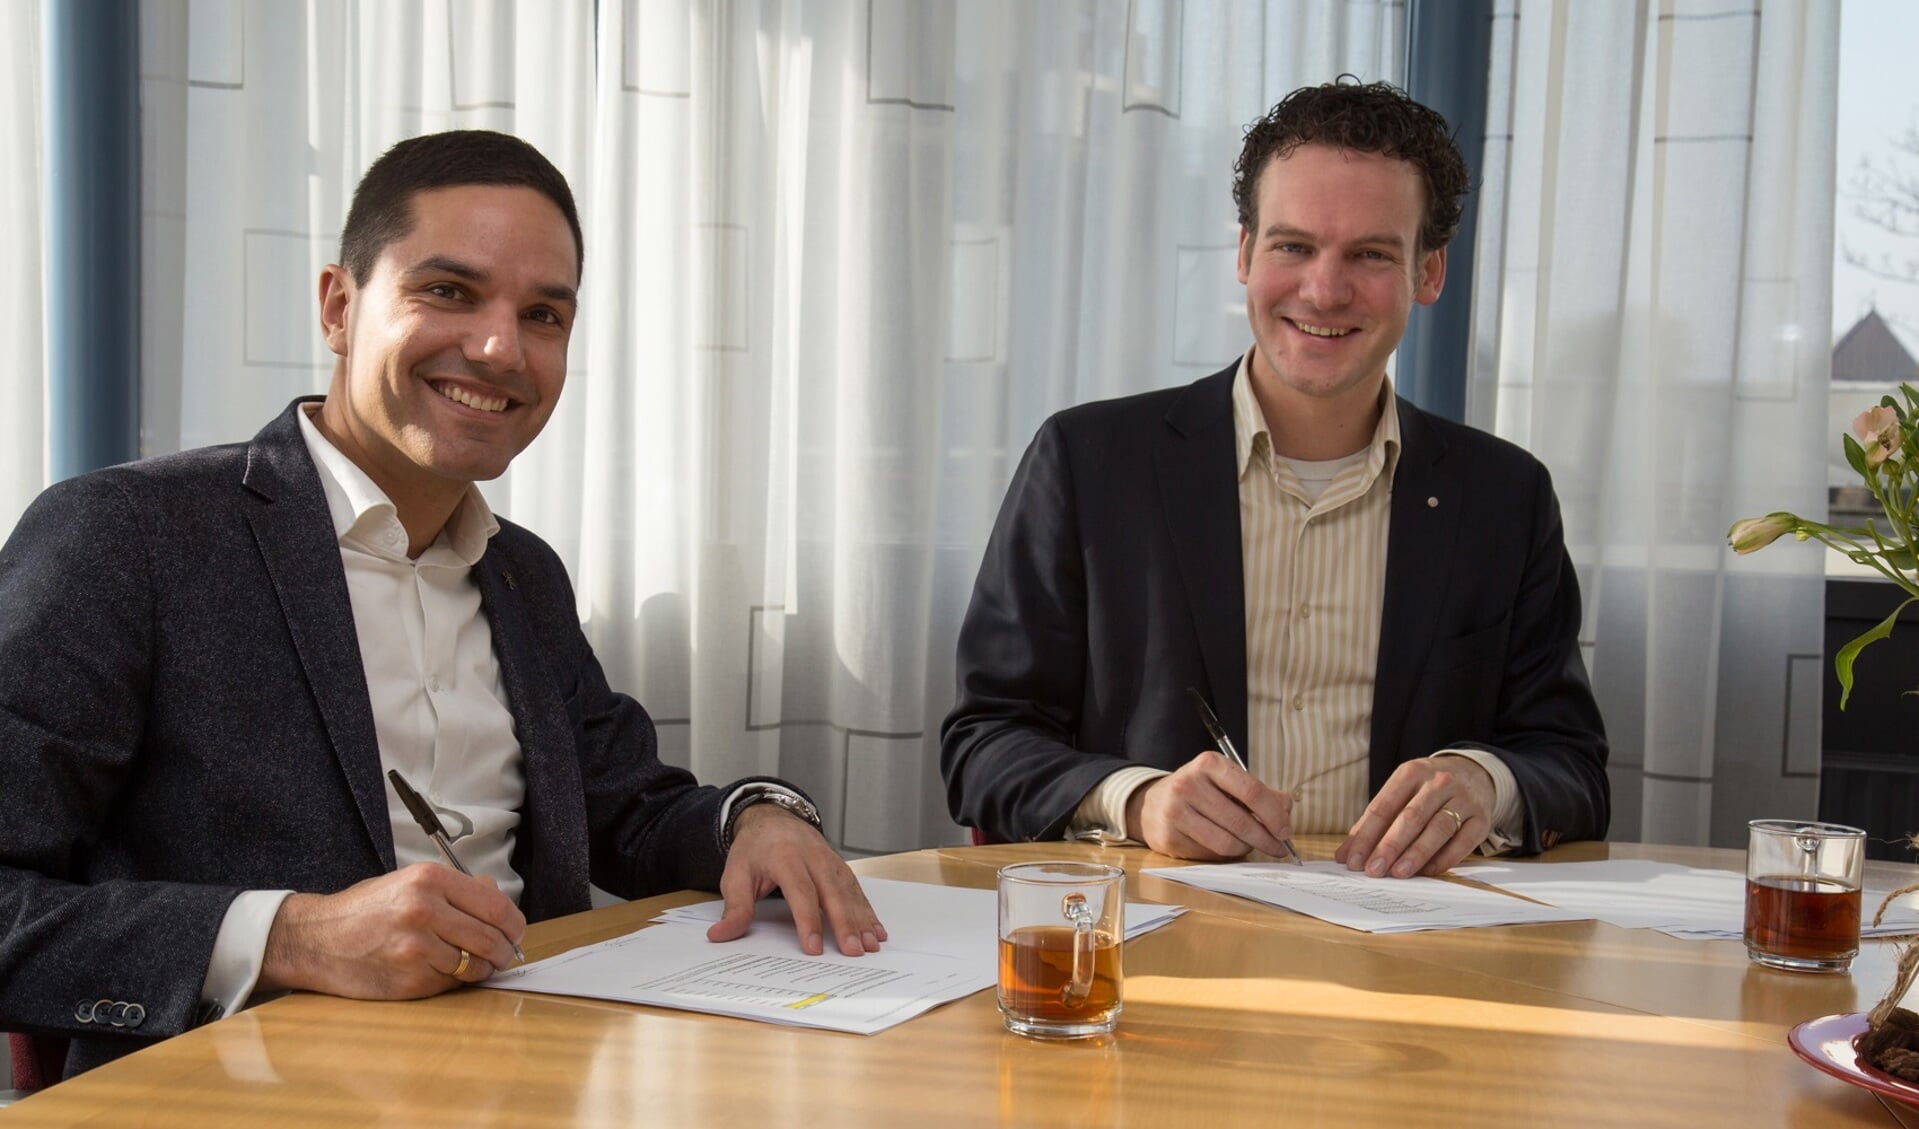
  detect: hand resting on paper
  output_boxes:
[707,804,888,957]
[1335,756,1495,878]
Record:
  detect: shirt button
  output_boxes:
[1292,694,1304,711]
[1298,605,1312,620]
[427,676,443,693]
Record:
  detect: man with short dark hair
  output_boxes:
[0,130,882,1079]
[942,80,1609,872]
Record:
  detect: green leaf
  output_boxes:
[1836,596,1919,710]
[1846,432,1872,479]
[1883,546,1919,571]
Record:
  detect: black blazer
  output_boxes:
[941,363,1608,850]
[0,400,744,1076]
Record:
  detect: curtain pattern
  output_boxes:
[1472,0,1838,846]
[121,0,1402,855]
[0,1,45,538]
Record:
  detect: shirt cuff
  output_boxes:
[1432,748,1522,856]
[201,890,295,1019]
[1066,766,1170,843]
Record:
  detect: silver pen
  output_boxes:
[388,768,526,963]
[1185,687,1304,866]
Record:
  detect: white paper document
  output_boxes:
[1144,861,1590,933]
[649,877,1184,956]
[486,878,1184,1035]
[1455,858,1919,940]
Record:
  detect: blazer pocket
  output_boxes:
[1424,614,1512,675]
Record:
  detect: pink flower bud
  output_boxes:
[1727,513,1797,554]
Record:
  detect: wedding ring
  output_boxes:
[451,949,471,978]
[1440,807,1466,832]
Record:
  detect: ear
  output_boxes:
[1236,226,1253,286]
[318,265,354,358]
[1414,245,1447,307]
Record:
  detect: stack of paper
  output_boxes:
[1456,859,1919,940]
[486,877,1183,1035]
[1144,861,1590,933]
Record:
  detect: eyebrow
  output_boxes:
[1260,224,1409,251]
[406,255,579,310]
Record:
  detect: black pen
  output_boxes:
[1184,687,1304,866]
[387,768,525,963]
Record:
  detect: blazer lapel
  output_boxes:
[1155,366,1250,747]
[239,400,395,868]
[1370,399,1462,791]
[475,543,589,921]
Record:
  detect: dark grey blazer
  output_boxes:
[0,400,739,1076]
[941,363,1610,850]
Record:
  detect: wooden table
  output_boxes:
[6,839,1912,1127]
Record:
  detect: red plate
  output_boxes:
[1789,1012,1919,1107]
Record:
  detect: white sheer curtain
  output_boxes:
[1471,0,1838,846]
[556,0,1401,853]
[123,0,1400,855]
[0,1,46,539]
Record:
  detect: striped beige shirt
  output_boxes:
[1234,358,1395,832]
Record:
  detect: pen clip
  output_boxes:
[387,769,448,838]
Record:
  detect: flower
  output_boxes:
[1855,405,1901,467]
[1728,513,1797,554]
[1729,384,1919,709]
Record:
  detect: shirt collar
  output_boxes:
[1230,348,1403,485]
[296,402,499,565]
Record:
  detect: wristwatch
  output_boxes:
[721,784,823,850]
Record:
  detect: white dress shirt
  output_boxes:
[199,406,527,1012]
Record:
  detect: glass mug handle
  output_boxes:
[1059,892,1096,1008]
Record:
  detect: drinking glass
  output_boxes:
[997,862,1125,1038]
[1744,819,1866,974]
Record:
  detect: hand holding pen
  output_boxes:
[389,769,526,964]
[1115,691,1298,862]
[1185,689,1304,866]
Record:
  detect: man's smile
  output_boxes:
[430,380,512,414]
[1288,319,1357,339]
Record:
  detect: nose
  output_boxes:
[1296,255,1352,310]
[468,303,524,372]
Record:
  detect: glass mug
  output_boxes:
[1744,819,1866,974]
[997,862,1125,1038]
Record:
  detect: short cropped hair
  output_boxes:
[1232,77,1469,255]
[339,130,584,284]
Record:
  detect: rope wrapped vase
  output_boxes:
[1859,856,1919,1080]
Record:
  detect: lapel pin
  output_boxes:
[503,569,517,590]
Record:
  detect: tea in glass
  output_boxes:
[997,862,1125,1037]
[1744,819,1865,974]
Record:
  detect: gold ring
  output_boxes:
[1440,807,1466,831]
[451,949,471,978]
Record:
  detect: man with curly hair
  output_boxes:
[943,79,1609,875]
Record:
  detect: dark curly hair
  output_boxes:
[1232,77,1469,254]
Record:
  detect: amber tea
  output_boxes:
[1744,876,1861,963]
[997,926,1121,1022]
